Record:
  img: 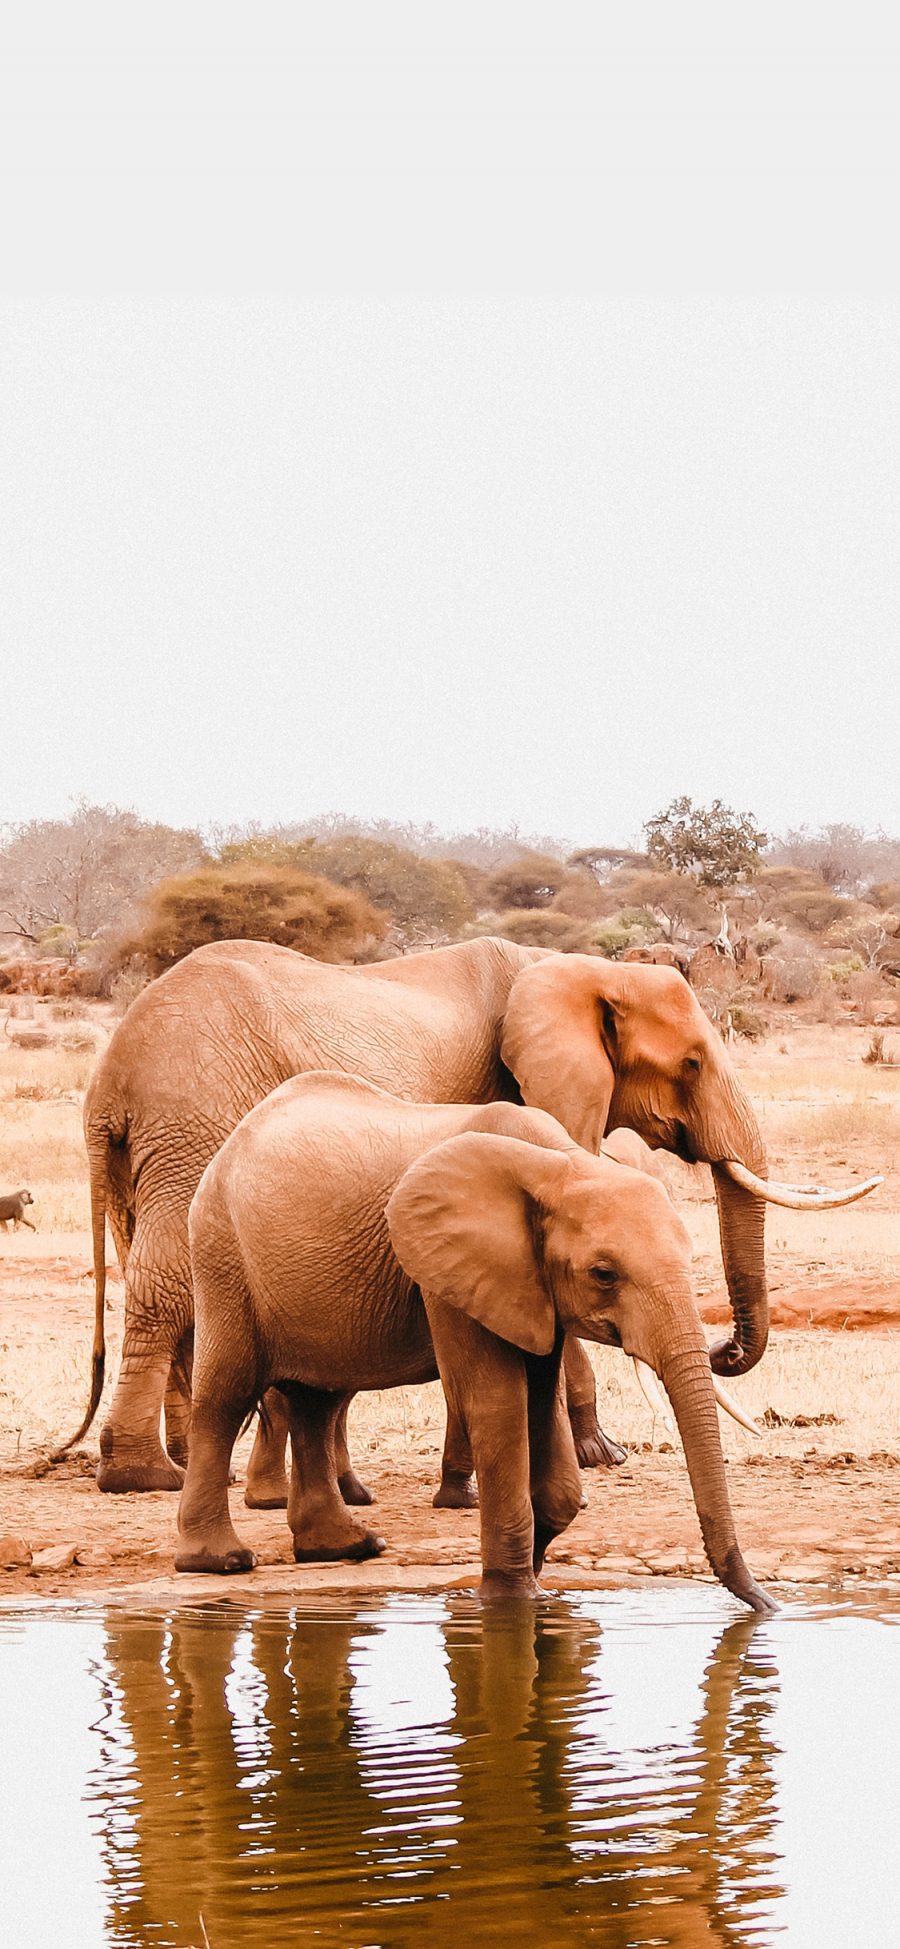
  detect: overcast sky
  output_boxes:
[2,10,899,849]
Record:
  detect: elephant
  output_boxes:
[175,1071,774,1614]
[70,934,873,1496]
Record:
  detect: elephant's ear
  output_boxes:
[386,1131,569,1356]
[500,955,627,1152]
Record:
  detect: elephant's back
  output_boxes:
[203,1083,467,1268]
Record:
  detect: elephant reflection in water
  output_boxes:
[93,1608,390,1946]
[91,1603,784,1948]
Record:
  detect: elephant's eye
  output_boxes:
[683,1053,702,1078]
[591,1264,618,1288]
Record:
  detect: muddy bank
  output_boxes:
[3,1445,900,1606]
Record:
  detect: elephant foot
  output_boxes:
[175,1542,257,1575]
[338,1469,375,1507]
[244,1470,289,1510]
[568,1406,627,1470]
[97,1443,185,1494]
[479,1570,542,1602]
[292,1514,386,1562]
[433,1471,478,1509]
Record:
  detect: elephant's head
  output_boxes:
[499,955,876,1378]
[387,1132,774,1615]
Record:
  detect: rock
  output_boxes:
[28,1544,77,1575]
[74,1546,113,1568]
[644,1550,689,1576]
[0,1534,32,1570]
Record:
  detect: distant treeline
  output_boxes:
[1,801,899,986]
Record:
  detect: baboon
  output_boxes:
[0,1189,36,1231]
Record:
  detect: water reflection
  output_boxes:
[85,1596,784,1947]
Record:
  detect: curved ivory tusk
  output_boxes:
[711,1376,763,1438]
[721,1160,883,1211]
[632,1357,675,1435]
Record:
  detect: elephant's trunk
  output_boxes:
[656,1315,775,1615]
[709,1161,769,1377]
[694,1069,770,1379]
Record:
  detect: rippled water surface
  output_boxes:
[1,1585,898,1947]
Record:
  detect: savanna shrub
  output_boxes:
[727,1003,767,1040]
[117,863,388,975]
[593,923,646,958]
[763,950,820,1003]
[845,969,889,1024]
[487,909,599,952]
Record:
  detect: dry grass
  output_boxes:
[5,1314,898,1475]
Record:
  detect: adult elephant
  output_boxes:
[68,935,871,1495]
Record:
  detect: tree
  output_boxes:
[607,868,717,941]
[644,797,766,891]
[485,852,568,911]
[220,833,472,945]
[120,862,387,973]
[567,846,649,883]
[0,801,207,946]
[752,866,847,934]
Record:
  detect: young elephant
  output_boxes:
[176,1073,773,1612]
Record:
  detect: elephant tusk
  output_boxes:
[721,1159,883,1211]
[711,1376,763,1438]
[632,1357,675,1436]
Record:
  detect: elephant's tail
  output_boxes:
[50,1131,109,1458]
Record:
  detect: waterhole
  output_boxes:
[1,1585,897,1947]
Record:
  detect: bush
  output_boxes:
[763,950,821,1003]
[826,956,864,984]
[727,1003,767,1040]
[809,980,841,1026]
[220,833,472,945]
[118,863,388,975]
[592,922,646,958]
[488,909,600,952]
[486,853,569,911]
[108,965,151,1016]
[846,969,889,1024]
[748,923,781,955]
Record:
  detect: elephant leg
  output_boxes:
[244,1388,291,1508]
[563,1334,627,1469]
[433,1397,478,1510]
[175,1394,256,1575]
[283,1384,386,1563]
[334,1395,375,1507]
[529,1371,583,1575]
[97,1228,192,1494]
[427,1303,538,1598]
[164,1330,194,1469]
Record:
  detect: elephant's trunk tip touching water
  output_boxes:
[643,1297,776,1617]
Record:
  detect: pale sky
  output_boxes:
[2,10,900,850]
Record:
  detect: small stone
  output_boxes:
[28,1544,77,1575]
[645,1550,688,1575]
[74,1546,113,1568]
[0,1534,32,1570]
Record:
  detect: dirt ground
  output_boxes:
[1,1012,899,1605]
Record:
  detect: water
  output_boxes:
[1,1587,898,1948]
